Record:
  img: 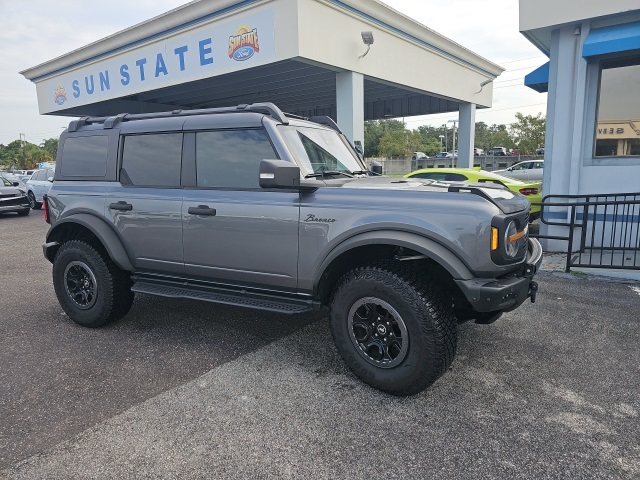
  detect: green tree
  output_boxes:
[378,130,408,158]
[474,121,491,152]
[510,112,545,154]
[489,130,514,151]
[417,124,450,152]
[407,130,426,155]
[364,119,407,157]
[0,139,53,169]
[41,138,58,159]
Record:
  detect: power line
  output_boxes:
[403,102,547,125]
[497,55,547,64]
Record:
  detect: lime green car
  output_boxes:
[404,168,542,221]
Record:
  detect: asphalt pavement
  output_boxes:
[1,211,639,479]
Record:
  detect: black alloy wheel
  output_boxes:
[348,297,409,368]
[63,260,98,310]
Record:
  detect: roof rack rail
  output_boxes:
[308,116,342,133]
[65,102,289,131]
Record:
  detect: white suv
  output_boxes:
[25,168,54,209]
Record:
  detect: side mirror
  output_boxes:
[507,167,513,171]
[353,140,364,160]
[259,160,301,189]
[47,177,54,182]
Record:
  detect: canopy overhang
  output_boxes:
[20,0,503,121]
[582,21,640,58]
[524,61,549,93]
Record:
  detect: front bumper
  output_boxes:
[0,196,30,212]
[455,238,542,313]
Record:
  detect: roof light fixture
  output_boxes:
[360,31,374,58]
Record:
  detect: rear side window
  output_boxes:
[60,136,109,177]
[195,129,276,188]
[121,133,183,187]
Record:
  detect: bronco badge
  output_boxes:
[304,214,336,223]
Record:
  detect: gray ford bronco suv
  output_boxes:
[43,102,542,396]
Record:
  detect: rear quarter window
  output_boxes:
[60,136,109,177]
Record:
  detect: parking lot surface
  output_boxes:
[1,212,639,479]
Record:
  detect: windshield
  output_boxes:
[279,125,365,175]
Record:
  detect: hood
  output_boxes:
[339,176,529,215]
[0,186,25,196]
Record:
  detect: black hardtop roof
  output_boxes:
[66,102,342,134]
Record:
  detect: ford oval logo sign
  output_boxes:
[233,46,255,61]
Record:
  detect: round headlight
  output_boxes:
[504,221,519,258]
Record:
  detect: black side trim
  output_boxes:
[132,277,320,314]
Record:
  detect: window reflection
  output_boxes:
[595,60,640,157]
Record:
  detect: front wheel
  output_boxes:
[28,191,41,210]
[52,240,134,327]
[330,262,457,396]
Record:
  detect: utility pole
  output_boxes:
[19,133,26,169]
[443,125,447,153]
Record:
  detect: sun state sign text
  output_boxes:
[37,10,275,113]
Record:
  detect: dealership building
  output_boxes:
[20,0,502,167]
[521,0,640,196]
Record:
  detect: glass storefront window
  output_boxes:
[594,58,640,157]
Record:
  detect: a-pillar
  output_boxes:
[336,71,364,149]
[457,103,476,168]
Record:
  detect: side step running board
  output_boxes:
[131,280,317,315]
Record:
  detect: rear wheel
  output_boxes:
[330,261,457,396]
[52,240,134,327]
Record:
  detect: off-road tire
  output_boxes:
[52,240,134,328]
[330,261,457,396]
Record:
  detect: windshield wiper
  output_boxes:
[350,170,380,176]
[304,170,353,179]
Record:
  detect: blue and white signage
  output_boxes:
[38,10,275,112]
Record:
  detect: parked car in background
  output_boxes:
[404,167,542,221]
[0,175,30,216]
[412,151,429,160]
[494,159,544,182]
[474,148,484,156]
[12,169,37,183]
[488,147,507,156]
[434,152,452,158]
[25,168,55,209]
[0,172,24,186]
[536,148,545,155]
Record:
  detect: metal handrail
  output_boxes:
[531,192,640,272]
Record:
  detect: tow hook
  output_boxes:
[529,281,539,303]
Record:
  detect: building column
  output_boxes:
[457,103,476,168]
[541,25,587,252]
[336,71,364,149]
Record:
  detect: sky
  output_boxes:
[0,0,548,146]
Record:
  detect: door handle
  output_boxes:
[188,205,217,216]
[109,201,133,211]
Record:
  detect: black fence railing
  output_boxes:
[532,192,640,272]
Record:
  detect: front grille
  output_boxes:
[0,196,27,206]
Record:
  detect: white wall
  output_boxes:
[519,0,639,32]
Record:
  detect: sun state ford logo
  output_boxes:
[228,25,260,61]
[53,85,67,105]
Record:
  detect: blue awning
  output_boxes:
[524,62,549,93]
[583,21,640,58]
